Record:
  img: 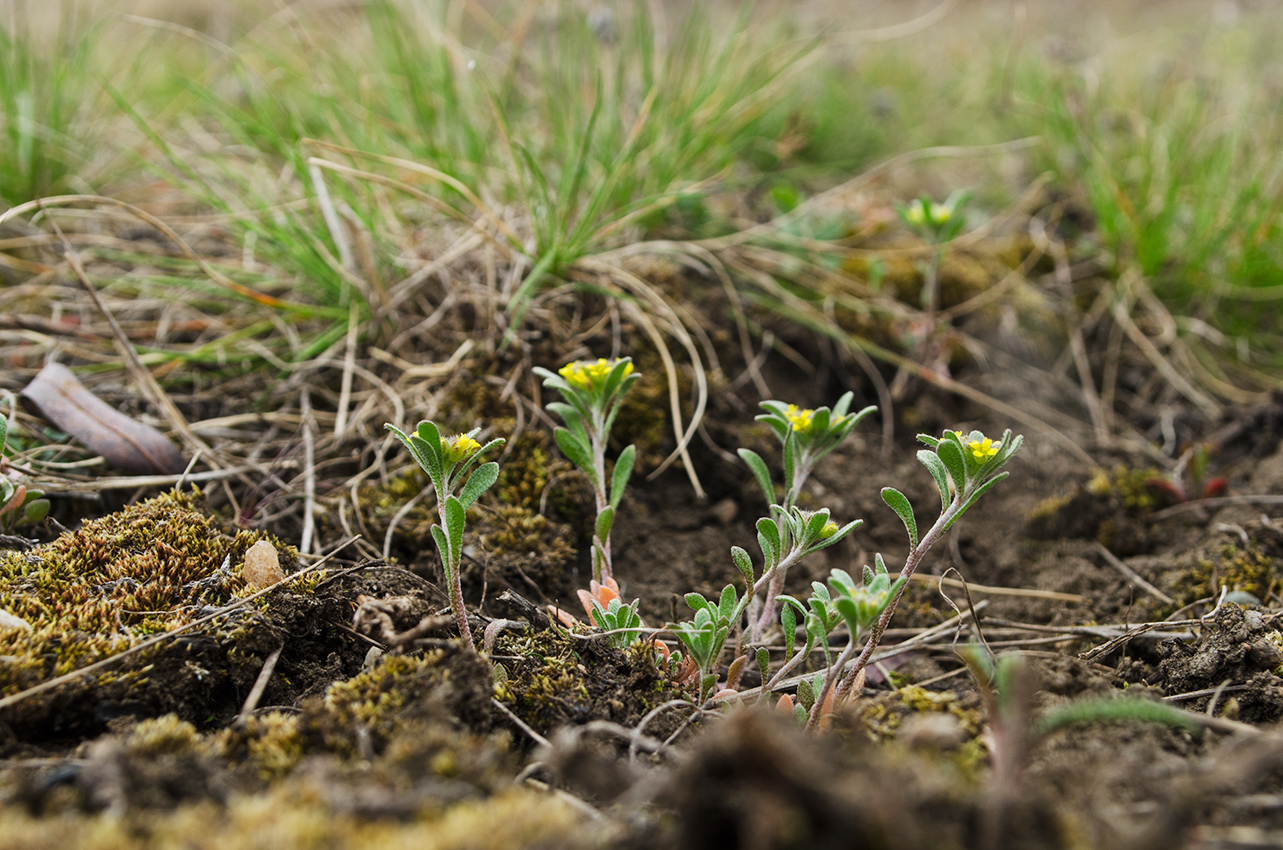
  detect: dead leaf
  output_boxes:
[20,362,187,475]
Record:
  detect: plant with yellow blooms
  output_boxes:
[534,357,639,584]
[384,419,505,647]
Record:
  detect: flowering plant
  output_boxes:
[384,419,504,646]
[534,357,639,584]
[796,426,1021,727]
[737,394,875,641]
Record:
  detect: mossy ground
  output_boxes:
[0,490,299,741]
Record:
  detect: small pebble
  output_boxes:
[708,497,739,526]
[242,540,284,589]
[0,609,31,632]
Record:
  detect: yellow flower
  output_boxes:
[967,437,998,461]
[558,358,632,392]
[819,520,839,539]
[905,204,925,225]
[785,404,815,434]
[930,203,951,222]
[441,433,482,465]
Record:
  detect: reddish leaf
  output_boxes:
[20,362,186,475]
[1202,477,1229,499]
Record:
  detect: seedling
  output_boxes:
[384,420,504,647]
[738,394,875,641]
[801,427,1022,728]
[535,357,639,584]
[0,411,51,532]
[897,189,971,315]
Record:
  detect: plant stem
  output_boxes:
[806,497,964,728]
[447,552,474,648]
[747,547,803,644]
[591,413,612,583]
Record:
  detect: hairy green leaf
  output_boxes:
[881,487,918,549]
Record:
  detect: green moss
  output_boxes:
[494,629,688,737]
[1086,465,1167,511]
[1170,543,1280,610]
[0,786,595,849]
[213,711,304,780]
[854,684,983,745]
[0,489,305,737]
[300,649,494,757]
[121,714,203,757]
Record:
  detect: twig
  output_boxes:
[1154,494,1283,519]
[1094,542,1175,605]
[333,300,360,438]
[236,646,283,724]
[492,697,550,748]
[909,572,1085,603]
[299,388,317,556]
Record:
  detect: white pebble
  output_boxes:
[0,609,31,632]
[242,540,284,588]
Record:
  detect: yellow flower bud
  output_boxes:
[441,433,482,465]
[785,404,815,434]
[557,358,632,392]
[967,437,998,461]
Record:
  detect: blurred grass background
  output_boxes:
[2,0,1281,382]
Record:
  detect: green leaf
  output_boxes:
[781,602,797,657]
[810,407,831,436]
[415,420,443,455]
[937,438,967,495]
[595,505,615,543]
[881,487,918,549]
[458,461,500,509]
[718,584,738,623]
[796,676,815,712]
[805,613,825,647]
[685,593,710,614]
[554,427,600,488]
[756,647,771,687]
[444,495,466,563]
[916,450,951,512]
[610,445,635,509]
[756,517,780,566]
[601,358,633,401]
[430,524,450,576]
[782,431,797,494]
[0,412,7,454]
[804,519,862,554]
[23,498,49,524]
[730,546,754,586]
[386,423,442,488]
[1036,696,1198,738]
[916,433,941,450]
[737,448,775,507]
[547,402,587,439]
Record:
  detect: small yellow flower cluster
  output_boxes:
[441,433,482,465]
[968,436,998,461]
[785,404,815,434]
[558,358,632,392]
[820,520,839,539]
[905,203,952,226]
